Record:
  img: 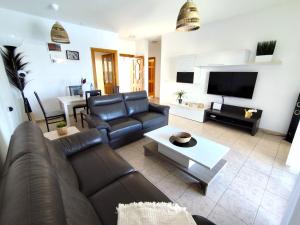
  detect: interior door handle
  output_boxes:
[8,106,13,112]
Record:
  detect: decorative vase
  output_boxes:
[178,99,182,104]
[57,127,68,136]
[255,55,273,63]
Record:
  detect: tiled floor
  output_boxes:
[40,114,298,225]
[115,115,298,225]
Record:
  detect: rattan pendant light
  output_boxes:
[51,22,70,44]
[176,0,200,32]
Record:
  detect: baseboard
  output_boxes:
[260,128,285,137]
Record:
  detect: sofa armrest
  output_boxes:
[85,114,111,130]
[51,129,103,157]
[192,215,216,225]
[149,103,170,116]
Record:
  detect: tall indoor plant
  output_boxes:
[0,46,32,120]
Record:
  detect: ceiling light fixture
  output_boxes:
[49,3,70,44]
[176,0,200,32]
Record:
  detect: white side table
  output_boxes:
[44,126,80,140]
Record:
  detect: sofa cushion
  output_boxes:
[89,94,127,121]
[3,122,50,171]
[132,112,166,130]
[123,91,149,116]
[89,171,170,225]
[69,144,134,196]
[58,176,102,225]
[46,140,79,188]
[108,117,142,140]
[0,154,66,225]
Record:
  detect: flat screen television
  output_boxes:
[176,72,194,84]
[207,72,258,99]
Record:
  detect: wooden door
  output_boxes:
[102,53,116,94]
[131,56,144,92]
[148,57,155,97]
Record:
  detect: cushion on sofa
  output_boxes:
[108,117,142,140]
[89,171,170,225]
[132,112,167,130]
[58,176,102,225]
[123,91,149,116]
[0,154,66,225]
[3,122,50,170]
[46,140,79,188]
[69,144,134,196]
[89,94,127,121]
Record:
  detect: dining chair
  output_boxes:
[68,85,86,122]
[34,91,66,132]
[80,90,102,128]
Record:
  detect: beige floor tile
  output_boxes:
[254,206,283,225]
[261,191,288,216]
[208,205,248,225]
[218,189,259,225]
[176,186,216,217]
[237,166,269,189]
[230,176,265,205]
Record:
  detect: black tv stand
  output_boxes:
[204,103,263,136]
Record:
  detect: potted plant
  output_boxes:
[255,40,277,63]
[175,90,186,104]
[56,121,68,136]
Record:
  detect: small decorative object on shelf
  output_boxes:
[56,121,68,136]
[244,109,257,119]
[255,40,277,63]
[175,90,186,104]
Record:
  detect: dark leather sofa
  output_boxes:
[86,91,169,148]
[0,122,215,225]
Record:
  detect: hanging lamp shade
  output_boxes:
[51,22,70,44]
[176,0,200,32]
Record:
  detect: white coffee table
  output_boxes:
[144,126,229,195]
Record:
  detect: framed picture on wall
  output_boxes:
[48,43,61,51]
[66,50,80,60]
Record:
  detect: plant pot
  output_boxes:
[178,99,182,104]
[57,127,68,136]
[255,55,273,63]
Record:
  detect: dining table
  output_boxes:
[57,95,86,126]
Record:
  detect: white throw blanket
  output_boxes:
[117,202,197,225]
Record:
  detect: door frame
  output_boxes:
[90,48,119,89]
[148,57,156,97]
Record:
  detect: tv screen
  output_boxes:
[176,72,194,84]
[207,72,258,99]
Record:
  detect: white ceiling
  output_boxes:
[0,0,288,40]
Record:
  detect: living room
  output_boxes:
[0,1,300,225]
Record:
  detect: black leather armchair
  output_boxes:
[86,91,170,148]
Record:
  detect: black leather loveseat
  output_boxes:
[0,122,215,225]
[86,91,170,148]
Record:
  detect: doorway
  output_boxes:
[119,54,145,93]
[148,57,155,97]
[91,48,118,95]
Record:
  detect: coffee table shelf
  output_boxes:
[144,142,227,195]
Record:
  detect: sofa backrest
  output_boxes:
[0,122,102,225]
[123,91,149,116]
[89,94,127,121]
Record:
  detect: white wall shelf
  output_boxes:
[198,60,282,67]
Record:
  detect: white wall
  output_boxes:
[0,8,135,120]
[149,41,161,98]
[160,0,300,133]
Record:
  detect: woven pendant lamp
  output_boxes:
[176,0,200,32]
[51,22,70,44]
